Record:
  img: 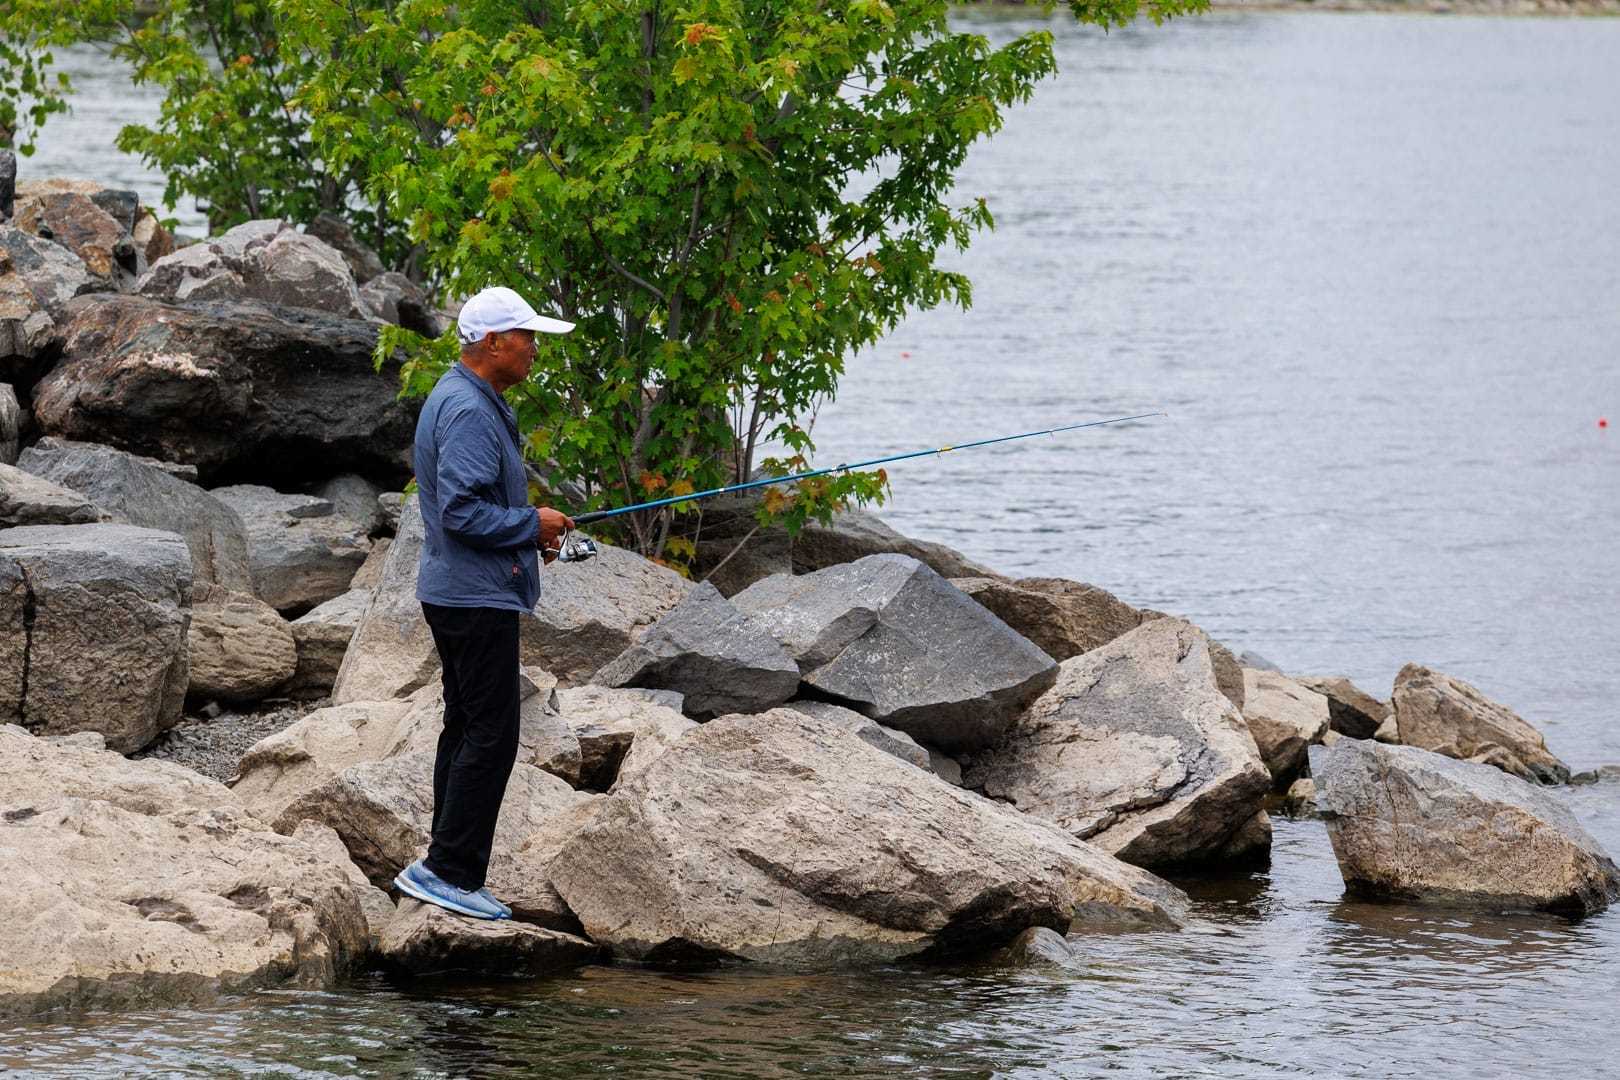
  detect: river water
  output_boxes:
[6,11,1619,1077]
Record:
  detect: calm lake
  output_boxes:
[5,10,1619,1077]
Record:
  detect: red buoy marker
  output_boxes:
[1602,418,1609,428]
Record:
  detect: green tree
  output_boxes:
[0,0,402,251]
[283,0,1202,563]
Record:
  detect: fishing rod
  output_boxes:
[553,411,1166,561]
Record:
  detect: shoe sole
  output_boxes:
[393,870,502,920]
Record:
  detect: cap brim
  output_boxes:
[517,314,576,335]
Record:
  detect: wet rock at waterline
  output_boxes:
[961,618,1273,869]
[0,524,191,751]
[550,708,1187,967]
[1313,739,1619,914]
[1240,668,1330,785]
[731,554,1057,753]
[1295,675,1390,740]
[0,727,369,1018]
[1391,664,1569,785]
[18,437,252,591]
[592,581,800,719]
[33,294,417,485]
[379,900,604,978]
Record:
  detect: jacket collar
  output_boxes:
[451,362,520,443]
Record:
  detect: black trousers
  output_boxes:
[420,602,521,891]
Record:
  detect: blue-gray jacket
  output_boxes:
[414,363,541,610]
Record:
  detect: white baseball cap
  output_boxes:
[456,286,574,343]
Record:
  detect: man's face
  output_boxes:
[487,328,539,391]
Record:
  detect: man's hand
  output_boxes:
[537,507,574,565]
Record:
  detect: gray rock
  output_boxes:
[18,437,251,590]
[927,745,964,787]
[33,294,417,485]
[0,461,110,526]
[1313,739,1620,914]
[961,618,1273,869]
[0,382,18,464]
[210,483,371,613]
[377,491,405,534]
[950,575,1152,662]
[792,506,1002,582]
[185,583,298,704]
[550,708,1188,966]
[379,899,603,977]
[287,587,371,699]
[311,473,386,537]
[140,218,368,318]
[1240,668,1330,786]
[330,497,437,703]
[360,271,443,338]
[1281,776,1318,819]
[786,700,934,772]
[0,225,96,323]
[1239,650,1284,673]
[0,727,369,1018]
[1207,638,1246,712]
[523,538,695,684]
[1391,664,1569,784]
[593,581,800,719]
[306,211,385,285]
[0,524,191,752]
[731,554,1057,753]
[0,150,13,219]
[1296,675,1390,740]
[0,260,58,375]
[350,536,391,590]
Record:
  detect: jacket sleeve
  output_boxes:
[434,406,541,549]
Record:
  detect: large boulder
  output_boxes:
[0,525,191,752]
[592,581,800,719]
[786,700,935,772]
[792,506,1001,581]
[0,461,109,527]
[1296,675,1389,740]
[950,576,1154,662]
[961,618,1273,869]
[553,685,696,792]
[210,484,371,614]
[139,218,369,318]
[550,708,1187,966]
[0,254,58,378]
[0,727,369,1017]
[32,294,417,485]
[311,473,387,538]
[1240,668,1330,786]
[232,696,417,826]
[730,554,1057,753]
[378,900,603,977]
[306,211,385,285]
[360,272,443,338]
[1391,664,1569,784]
[185,584,298,704]
[286,588,371,700]
[1313,739,1620,914]
[18,437,251,591]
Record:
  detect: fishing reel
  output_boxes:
[556,530,597,563]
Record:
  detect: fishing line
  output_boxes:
[555,411,1167,560]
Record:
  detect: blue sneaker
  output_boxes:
[393,859,504,920]
[477,888,513,919]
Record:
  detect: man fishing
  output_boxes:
[393,285,574,920]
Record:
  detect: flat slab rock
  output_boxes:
[730,554,1057,753]
[379,899,603,978]
[1313,739,1619,914]
[962,617,1272,869]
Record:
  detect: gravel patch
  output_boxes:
[134,699,329,783]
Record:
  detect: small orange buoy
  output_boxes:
[901,351,911,358]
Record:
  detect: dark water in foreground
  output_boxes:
[8,11,1620,1077]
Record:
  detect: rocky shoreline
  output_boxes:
[2,170,1617,1017]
